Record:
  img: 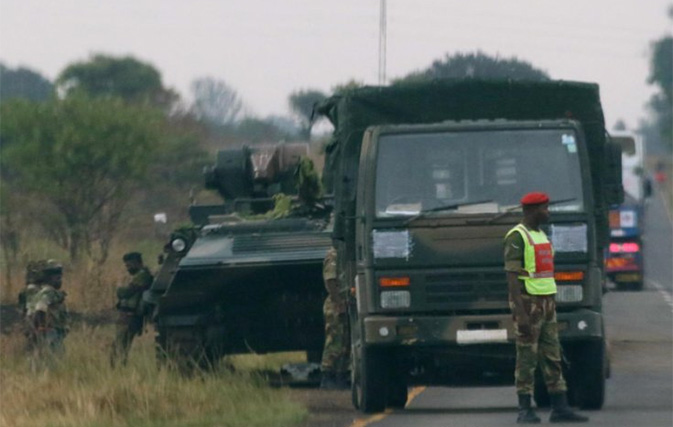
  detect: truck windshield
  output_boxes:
[375,128,585,217]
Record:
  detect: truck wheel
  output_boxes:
[533,368,550,408]
[570,340,606,410]
[387,376,408,409]
[352,345,387,413]
[386,353,408,409]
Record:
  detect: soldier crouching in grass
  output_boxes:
[320,246,350,389]
[110,252,153,367]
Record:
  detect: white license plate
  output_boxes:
[456,329,508,345]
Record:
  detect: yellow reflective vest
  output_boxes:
[505,224,557,295]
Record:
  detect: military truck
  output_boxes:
[605,132,651,290]
[317,80,623,412]
[148,142,332,369]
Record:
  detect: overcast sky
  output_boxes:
[1,0,671,130]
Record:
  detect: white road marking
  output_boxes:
[647,279,673,312]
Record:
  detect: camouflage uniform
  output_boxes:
[111,266,153,366]
[504,231,567,396]
[320,247,350,383]
[24,260,68,369]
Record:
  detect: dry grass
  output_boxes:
[0,326,307,427]
[0,238,164,313]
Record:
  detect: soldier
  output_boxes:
[18,261,42,316]
[25,259,68,368]
[320,246,350,389]
[110,252,153,366]
[504,192,588,424]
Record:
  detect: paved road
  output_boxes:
[352,191,672,427]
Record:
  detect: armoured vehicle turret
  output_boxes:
[148,142,332,368]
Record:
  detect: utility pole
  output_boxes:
[378,0,387,85]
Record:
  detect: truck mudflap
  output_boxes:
[362,309,603,346]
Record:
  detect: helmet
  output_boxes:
[42,259,63,275]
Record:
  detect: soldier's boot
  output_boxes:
[516,394,541,424]
[320,372,340,390]
[549,393,589,423]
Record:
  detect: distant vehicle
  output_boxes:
[605,133,651,290]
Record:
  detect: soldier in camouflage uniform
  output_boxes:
[24,260,68,369]
[505,192,588,424]
[110,252,154,366]
[320,246,350,389]
[18,261,42,316]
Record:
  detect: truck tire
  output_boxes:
[386,375,408,409]
[569,340,606,410]
[352,345,387,413]
[386,353,408,409]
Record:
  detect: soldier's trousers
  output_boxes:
[110,312,143,366]
[321,297,350,374]
[28,329,65,371]
[512,294,567,395]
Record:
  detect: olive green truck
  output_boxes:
[317,80,623,413]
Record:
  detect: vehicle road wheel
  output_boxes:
[570,340,606,410]
[352,345,387,413]
[306,349,323,364]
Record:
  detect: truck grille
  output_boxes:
[424,271,508,305]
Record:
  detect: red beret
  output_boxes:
[520,192,550,206]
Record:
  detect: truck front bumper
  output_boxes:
[362,309,603,346]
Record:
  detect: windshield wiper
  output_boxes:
[484,197,578,225]
[403,199,494,226]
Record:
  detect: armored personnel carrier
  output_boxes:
[148,142,332,368]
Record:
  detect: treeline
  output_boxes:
[0,55,335,279]
[1,42,669,282]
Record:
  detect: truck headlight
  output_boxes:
[555,285,583,303]
[380,290,410,308]
[171,237,187,253]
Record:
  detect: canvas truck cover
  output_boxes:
[316,79,607,239]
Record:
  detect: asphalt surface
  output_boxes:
[348,190,673,427]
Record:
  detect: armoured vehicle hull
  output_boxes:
[149,143,332,368]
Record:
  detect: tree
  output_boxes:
[613,119,628,131]
[1,94,162,262]
[56,54,177,108]
[647,33,673,150]
[331,79,364,95]
[190,77,245,127]
[288,89,328,139]
[0,63,53,101]
[235,117,293,143]
[394,51,550,84]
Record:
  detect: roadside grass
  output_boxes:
[0,237,164,312]
[0,325,307,427]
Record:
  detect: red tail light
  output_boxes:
[609,242,640,253]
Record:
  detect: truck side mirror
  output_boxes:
[604,141,624,206]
